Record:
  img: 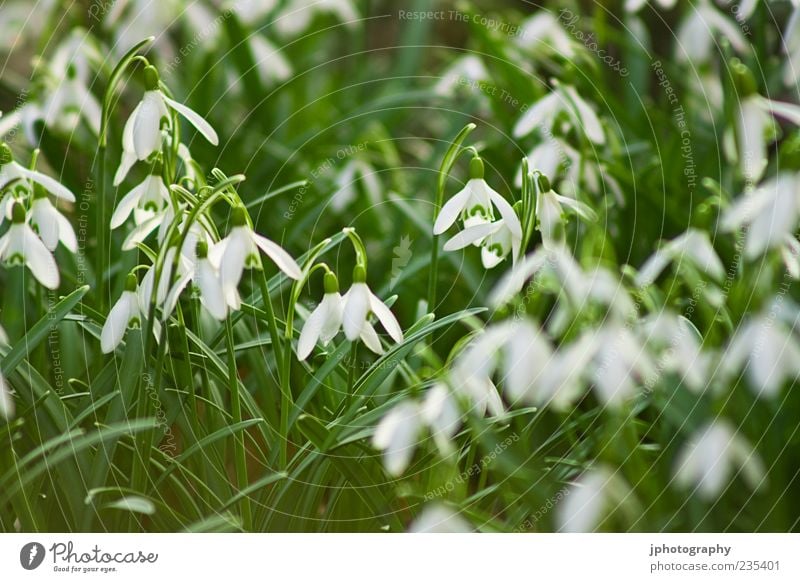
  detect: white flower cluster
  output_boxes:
[101,64,302,353]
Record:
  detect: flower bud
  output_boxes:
[469,156,485,180]
[323,271,339,294]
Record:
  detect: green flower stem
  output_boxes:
[256,271,290,470]
[225,316,252,530]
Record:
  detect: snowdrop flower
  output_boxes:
[297,271,343,360]
[342,264,404,354]
[515,12,576,57]
[674,420,764,500]
[101,273,143,353]
[0,203,59,289]
[722,173,800,260]
[218,207,302,309]
[533,173,596,248]
[576,324,656,408]
[635,228,725,287]
[114,66,218,186]
[164,240,228,321]
[625,0,677,12]
[274,0,359,37]
[783,5,800,86]
[330,158,381,212]
[372,384,460,476]
[434,55,490,97]
[720,303,800,398]
[451,321,554,413]
[409,504,473,533]
[443,215,523,268]
[557,466,631,532]
[110,164,171,230]
[514,84,605,146]
[29,188,77,253]
[0,143,76,213]
[0,31,101,141]
[434,156,522,250]
[730,83,800,184]
[641,312,708,391]
[0,372,12,420]
[676,0,748,64]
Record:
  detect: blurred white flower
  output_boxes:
[297,272,344,360]
[515,12,575,57]
[0,203,59,289]
[114,66,218,185]
[558,466,631,532]
[514,84,605,146]
[731,94,800,184]
[0,372,12,420]
[579,324,656,408]
[218,207,302,310]
[676,0,748,63]
[372,384,460,476]
[721,304,800,398]
[641,312,708,391]
[101,274,143,353]
[341,266,403,354]
[274,0,359,37]
[409,504,473,533]
[330,159,381,212]
[625,0,677,13]
[674,420,764,499]
[434,55,489,97]
[635,228,725,287]
[722,173,800,260]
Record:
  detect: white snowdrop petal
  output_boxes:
[133,92,164,160]
[252,232,302,279]
[110,180,148,229]
[297,301,328,360]
[433,183,474,235]
[369,291,403,343]
[220,228,249,292]
[196,259,227,320]
[21,225,59,289]
[101,291,134,353]
[635,249,671,287]
[0,374,13,419]
[162,94,219,146]
[318,293,344,345]
[359,322,384,354]
[342,284,370,341]
[31,200,61,251]
[513,92,560,138]
[17,165,76,202]
[443,221,502,251]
